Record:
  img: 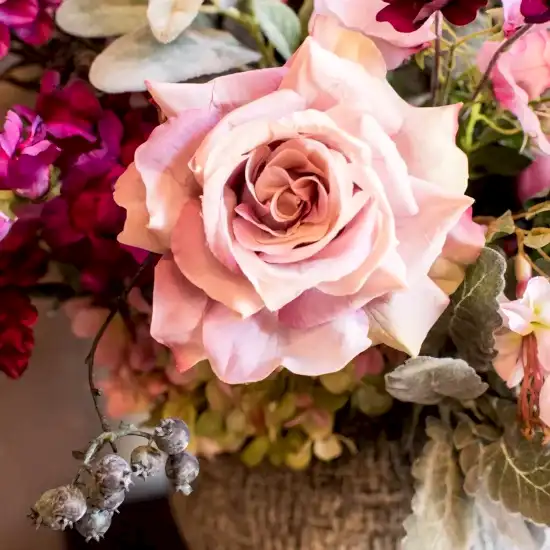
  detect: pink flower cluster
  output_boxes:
[0,0,60,58]
[0,72,158,379]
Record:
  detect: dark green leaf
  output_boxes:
[448,247,506,370]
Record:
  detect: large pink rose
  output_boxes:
[477,28,550,155]
[115,18,473,384]
[311,0,435,69]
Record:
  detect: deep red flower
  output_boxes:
[377,0,488,32]
[521,0,550,23]
[0,218,49,287]
[0,288,38,379]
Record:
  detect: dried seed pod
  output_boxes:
[76,509,113,542]
[130,445,164,479]
[88,487,126,512]
[93,454,133,494]
[154,418,190,455]
[165,452,199,495]
[30,485,87,530]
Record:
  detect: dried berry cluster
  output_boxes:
[29,418,199,542]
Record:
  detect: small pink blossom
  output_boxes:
[311,0,435,69]
[502,0,525,35]
[493,277,550,432]
[0,110,59,199]
[518,154,550,204]
[0,212,12,242]
[477,28,550,154]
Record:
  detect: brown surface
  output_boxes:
[171,436,414,550]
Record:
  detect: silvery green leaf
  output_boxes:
[90,25,261,92]
[56,0,148,38]
[253,0,301,59]
[471,488,543,550]
[402,418,473,550]
[483,429,550,526]
[449,247,506,371]
[147,0,203,44]
[385,356,488,405]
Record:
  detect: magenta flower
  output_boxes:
[521,0,550,23]
[0,110,59,199]
[0,0,61,58]
[0,212,12,242]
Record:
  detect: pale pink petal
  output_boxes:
[535,327,550,372]
[327,106,418,217]
[171,199,264,317]
[493,329,524,387]
[396,178,474,283]
[202,304,281,384]
[354,347,385,378]
[281,309,371,376]
[114,164,166,253]
[202,302,371,382]
[392,103,469,195]
[502,0,525,35]
[280,37,405,134]
[538,377,550,427]
[151,255,208,371]
[524,276,550,326]
[477,32,550,154]
[501,300,534,334]
[147,68,286,118]
[312,0,435,50]
[309,14,387,77]
[133,109,220,247]
[367,275,450,356]
[518,154,550,204]
[428,208,485,295]
[369,36,429,70]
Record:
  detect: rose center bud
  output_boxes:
[232,137,347,258]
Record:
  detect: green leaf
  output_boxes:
[402,418,473,550]
[162,394,197,428]
[226,409,248,434]
[385,356,488,405]
[297,0,313,38]
[448,247,506,371]
[285,441,312,470]
[320,369,354,394]
[253,0,301,59]
[483,429,550,526]
[353,384,393,416]
[523,231,550,250]
[205,380,233,412]
[195,410,224,439]
[469,144,531,177]
[313,435,342,462]
[485,211,515,243]
[311,387,349,412]
[241,435,270,467]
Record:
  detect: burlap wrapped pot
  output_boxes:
[170,436,414,550]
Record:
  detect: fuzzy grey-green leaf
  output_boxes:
[385,356,488,405]
[402,418,473,550]
[448,247,506,370]
[253,0,301,59]
[483,429,550,526]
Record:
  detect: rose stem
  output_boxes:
[470,23,533,105]
[431,12,442,106]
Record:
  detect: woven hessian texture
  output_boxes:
[171,436,413,550]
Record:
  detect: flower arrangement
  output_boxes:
[3,0,550,546]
